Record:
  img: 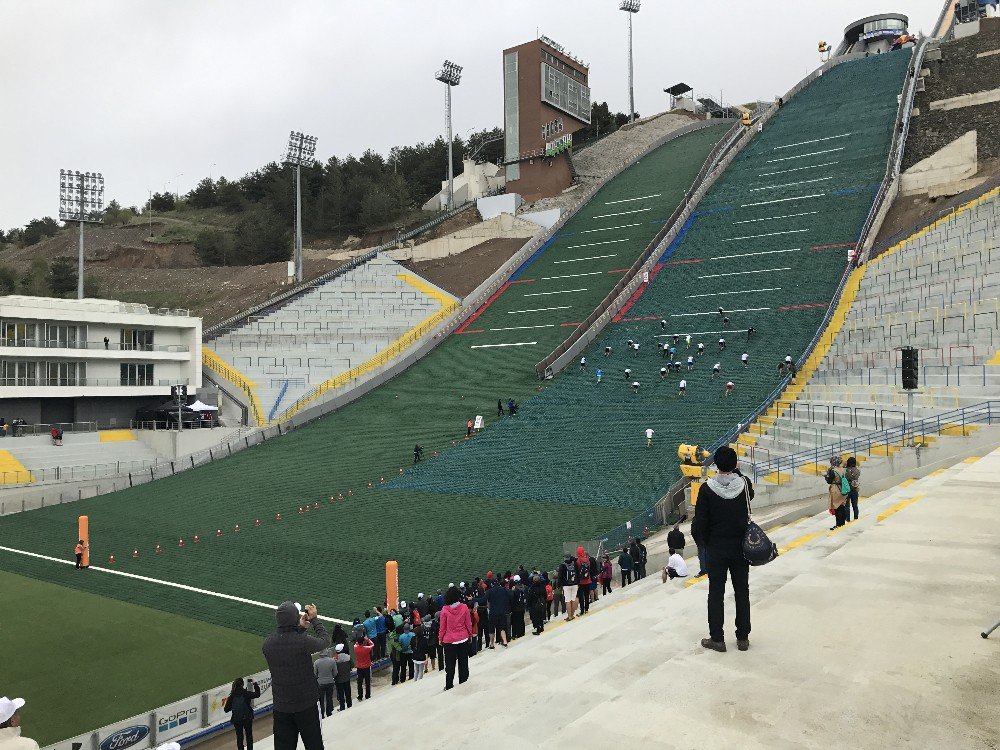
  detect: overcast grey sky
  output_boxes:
[0,0,945,230]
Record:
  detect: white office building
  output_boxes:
[0,296,201,425]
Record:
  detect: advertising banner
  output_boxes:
[153,696,202,742]
[96,718,153,750]
[47,732,97,750]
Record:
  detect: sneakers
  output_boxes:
[700,638,727,653]
[737,639,750,651]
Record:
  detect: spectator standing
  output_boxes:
[354,636,374,701]
[845,457,861,522]
[498,399,504,417]
[646,428,654,448]
[399,624,415,680]
[576,546,593,614]
[439,586,473,690]
[825,456,848,529]
[557,554,580,621]
[617,547,634,587]
[485,578,511,648]
[667,524,685,554]
[637,539,648,579]
[333,644,353,711]
[261,602,330,750]
[527,574,547,635]
[389,625,404,684]
[313,649,337,717]
[0,697,38,750]
[410,625,429,680]
[692,447,754,652]
[425,613,440,670]
[375,607,389,660]
[510,576,528,639]
[600,555,613,595]
[223,678,261,750]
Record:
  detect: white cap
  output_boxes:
[335,643,344,652]
[0,697,24,724]
[448,582,455,588]
[418,593,424,598]
[293,602,302,613]
[400,600,407,608]
[513,575,521,582]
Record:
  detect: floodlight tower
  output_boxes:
[283,131,318,284]
[435,60,463,210]
[620,0,641,123]
[58,170,105,300]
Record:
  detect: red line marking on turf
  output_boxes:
[607,269,629,274]
[456,282,509,334]
[457,329,484,334]
[560,322,583,327]
[779,302,828,310]
[810,243,856,250]
[612,263,665,322]
[665,258,704,265]
[508,278,536,284]
[618,315,661,323]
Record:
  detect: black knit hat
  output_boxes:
[714,446,738,473]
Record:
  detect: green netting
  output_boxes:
[0,125,730,631]
[390,51,912,508]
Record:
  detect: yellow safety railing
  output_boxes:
[202,348,267,426]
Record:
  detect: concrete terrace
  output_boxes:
[257,451,1000,749]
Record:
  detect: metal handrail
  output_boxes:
[0,340,190,353]
[749,400,997,483]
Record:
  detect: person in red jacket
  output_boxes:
[438,586,473,690]
[575,546,593,615]
[601,555,614,595]
[353,636,374,702]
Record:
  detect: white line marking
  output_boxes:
[765,146,845,164]
[687,287,782,299]
[470,341,538,349]
[604,193,661,205]
[698,267,792,279]
[713,248,800,260]
[740,193,826,208]
[758,162,839,178]
[671,307,771,318]
[773,132,851,150]
[723,229,809,242]
[579,223,642,234]
[655,329,750,338]
[0,543,353,624]
[489,324,556,331]
[507,306,572,314]
[540,271,604,280]
[732,211,818,225]
[553,254,618,264]
[748,176,833,193]
[564,239,629,250]
[591,207,652,219]
[523,288,589,297]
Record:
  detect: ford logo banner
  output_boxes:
[99,726,150,750]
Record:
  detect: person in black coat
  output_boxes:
[667,524,686,554]
[692,446,754,653]
[224,677,261,750]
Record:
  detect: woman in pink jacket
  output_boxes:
[438,586,473,689]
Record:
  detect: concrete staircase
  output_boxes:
[253,451,1000,748]
[0,432,162,485]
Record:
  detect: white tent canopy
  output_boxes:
[188,400,219,412]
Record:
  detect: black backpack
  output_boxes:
[562,561,578,585]
[578,561,590,580]
[515,586,527,607]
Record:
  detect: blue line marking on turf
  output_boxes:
[650,219,669,224]
[553,232,576,238]
[657,215,698,264]
[509,236,558,281]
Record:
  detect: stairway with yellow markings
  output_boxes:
[0,450,34,484]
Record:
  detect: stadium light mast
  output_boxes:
[435,60,463,210]
[58,170,105,300]
[283,131,318,284]
[620,0,641,123]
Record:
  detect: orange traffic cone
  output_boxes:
[314,501,319,509]
[298,506,304,515]
[276,513,283,521]
[367,481,373,489]
[338,493,344,501]
[330,495,336,504]
[132,549,139,559]
[434,450,439,458]
[108,554,115,564]
[178,538,184,547]
[348,490,353,497]
[216,528,223,537]
[235,524,241,533]
[379,477,385,485]
[194,535,200,544]
[254,519,260,528]
[155,544,162,553]
[304,504,310,513]
[399,468,404,475]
